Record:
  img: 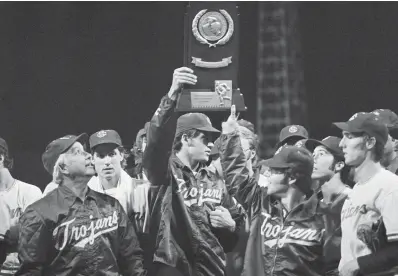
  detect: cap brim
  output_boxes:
[196,125,220,133]
[63,133,88,153]
[260,158,290,169]
[277,135,307,148]
[333,122,363,133]
[305,139,323,152]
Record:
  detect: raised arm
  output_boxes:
[143,67,197,187]
[219,106,260,211]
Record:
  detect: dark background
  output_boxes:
[0,2,397,189]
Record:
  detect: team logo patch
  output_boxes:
[289,126,298,133]
[295,140,304,148]
[96,130,107,138]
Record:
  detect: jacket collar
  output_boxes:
[58,183,97,204]
[170,154,211,178]
[271,191,319,222]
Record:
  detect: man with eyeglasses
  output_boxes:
[16,134,146,276]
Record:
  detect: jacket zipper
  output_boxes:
[271,206,293,276]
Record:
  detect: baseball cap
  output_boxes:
[305,136,344,159]
[175,113,220,136]
[260,146,314,194]
[42,133,88,175]
[89,130,122,150]
[0,137,8,152]
[372,109,398,129]
[333,112,388,146]
[278,125,309,146]
[294,139,308,149]
[261,146,313,175]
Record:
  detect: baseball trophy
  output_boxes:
[175,2,246,112]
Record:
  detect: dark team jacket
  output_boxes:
[16,184,146,276]
[143,95,245,276]
[219,131,336,276]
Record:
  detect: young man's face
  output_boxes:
[187,132,211,163]
[312,146,336,180]
[265,168,289,196]
[93,144,123,180]
[339,131,367,167]
[64,142,95,177]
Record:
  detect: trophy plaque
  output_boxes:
[175,2,246,112]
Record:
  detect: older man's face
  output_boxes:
[63,142,95,177]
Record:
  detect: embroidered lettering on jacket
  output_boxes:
[53,211,119,250]
[260,212,324,248]
[176,177,222,206]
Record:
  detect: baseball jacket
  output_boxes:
[16,184,146,276]
[143,95,245,276]
[219,130,334,276]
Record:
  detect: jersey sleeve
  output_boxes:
[378,190,398,242]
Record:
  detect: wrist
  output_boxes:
[167,86,180,101]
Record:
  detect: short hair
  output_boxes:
[362,134,384,162]
[53,153,66,185]
[173,129,202,153]
[0,148,13,171]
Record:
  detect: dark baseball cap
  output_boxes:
[0,137,8,152]
[333,112,388,146]
[372,109,398,129]
[89,130,122,150]
[305,136,344,159]
[278,125,309,146]
[175,113,220,136]
[42,133,88,175]
[260,146,313,175]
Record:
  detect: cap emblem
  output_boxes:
[96,130,107,138]
[289,126,298,133]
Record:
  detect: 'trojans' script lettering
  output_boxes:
[53,211,119,250]
[260,212,324,248]
[176,176,222,206]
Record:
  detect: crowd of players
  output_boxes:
[1,66,398,276]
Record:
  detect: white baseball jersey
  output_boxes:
[339,169,398,271]
[0,180,42,275]
[88,170,149,233]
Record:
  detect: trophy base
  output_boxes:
[175,89,246,112]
